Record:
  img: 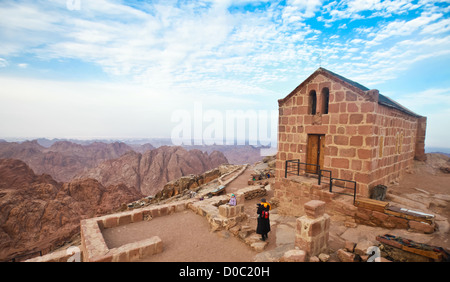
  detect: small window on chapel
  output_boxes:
[321,88,329,114]
[309,90,317,115]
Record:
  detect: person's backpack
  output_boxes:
[261,210,269,219]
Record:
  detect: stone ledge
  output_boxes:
[80,201,192,262]
[276,178,436,234]
[219,204,245,218]
[25,247,81,262]
[94,236,163,262]
[189,194,247,231]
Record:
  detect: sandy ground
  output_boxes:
[102,165,277,262]
[101,155,450,262]
[103,210,259,262]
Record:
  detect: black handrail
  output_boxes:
[284,159,357,204]
[318,169,332,188]
[285,160,321,178]
[330,178,357,204]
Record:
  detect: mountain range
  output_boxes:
[0,158,144,261]
[75,146,228,196]
[0,138,269,260]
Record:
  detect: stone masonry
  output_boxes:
[275,67,427,198]
[79,201,188,262]
[295,200,330,258]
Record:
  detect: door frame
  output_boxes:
[306,134,325,174]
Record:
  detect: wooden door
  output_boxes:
[306,134,325,174]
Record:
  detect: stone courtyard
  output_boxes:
[26,155,450,262]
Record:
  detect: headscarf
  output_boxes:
[260,198,271,210]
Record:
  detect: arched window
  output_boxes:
[321,87,329,114]
[309,90,317,115]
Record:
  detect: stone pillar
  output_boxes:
[414,116,427,161]
[295,200,330,258]
[219,204,244,218]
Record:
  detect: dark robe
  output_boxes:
[256,204,270,235]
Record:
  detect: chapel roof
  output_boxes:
[280,67,422,118]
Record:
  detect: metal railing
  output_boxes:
[318,169,332,187]
[285,159,321,178]
[284,159,357,204]
[329,178,357,204]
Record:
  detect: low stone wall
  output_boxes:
[295,200,330,258]
[25,247,81,262]
[275,177,436,233]
[219,164,248,186]
[274,177,337,216]
[219,204,245,218]
[353,199,436,233]
[188,194,246,232]
[238,185,267,201]
[80,201,192,262]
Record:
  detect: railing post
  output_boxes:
[318,170,322,185]
[285,160,288,178]
[329,177,332,192]
[296,160,300,176]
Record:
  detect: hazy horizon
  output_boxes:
[1,136,449,154]
[1,1,449,148]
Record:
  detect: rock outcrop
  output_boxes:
[0,159,143,262]
[0,140,134,182]
[75,146,228,196]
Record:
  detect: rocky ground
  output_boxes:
[38,153,450,262]
[108,153,450,262]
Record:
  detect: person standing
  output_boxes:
[228,194,237,206]
[256,198,271,241]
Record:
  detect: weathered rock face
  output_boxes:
[0,140,135,182]
[154,167,222,200]
[76,146,229,196]
[0,159,143,262]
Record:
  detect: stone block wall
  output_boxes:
[369,104,423,188]
[414,116,427,161]
[189,194,247,231]
[295,200,330,258]
[276,69,424,198]
[25,247,81,262]
[276,72,383,197]
[80,201,191,262]
[275,178,436,234]
[219,204,245,218]
[274,177,337,216]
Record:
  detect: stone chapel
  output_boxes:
[274,67,427,204]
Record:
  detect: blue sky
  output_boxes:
[0,0,449,148]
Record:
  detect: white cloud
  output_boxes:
[420,17,450,35]
[0,0,449,142]
[0,75,262,139]
[366,12,443,46]
[0,58,8,67]
[320,0,423,23]
[282,0,323,23]
[396,88,450,111]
